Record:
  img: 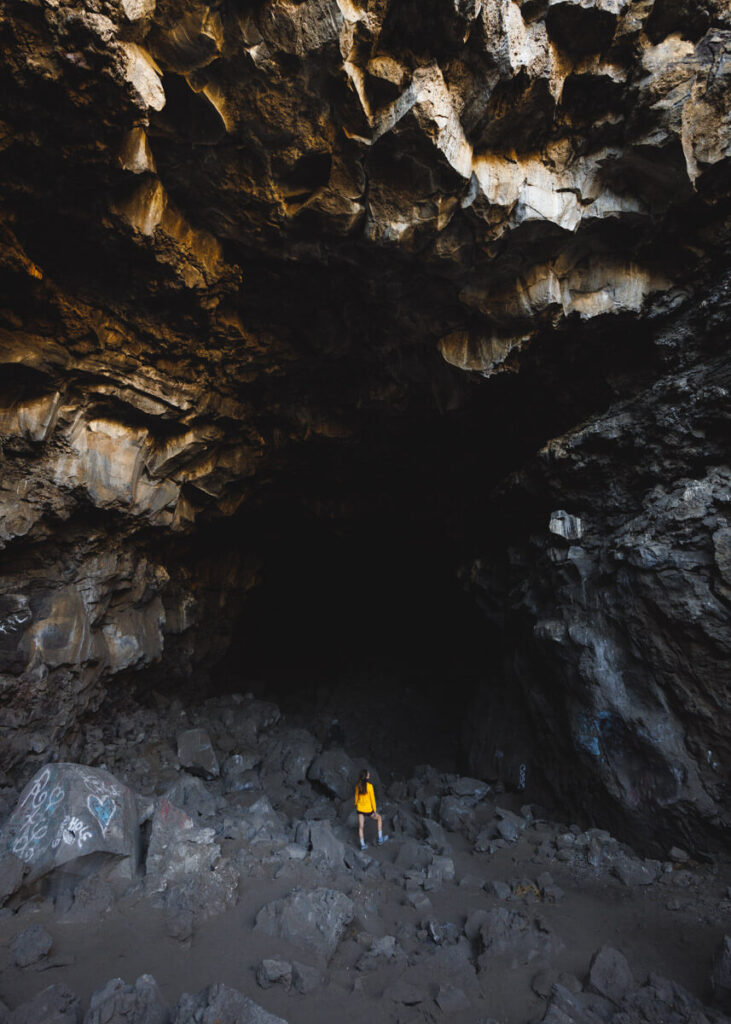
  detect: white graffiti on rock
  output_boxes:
[0,609,31,636]
[11,767,66,864]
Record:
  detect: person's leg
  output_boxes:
[358,813,366,848]
[375,813,389,844]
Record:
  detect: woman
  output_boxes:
[354,768,388,851]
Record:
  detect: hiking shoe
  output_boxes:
[377,835,389,845]
[359,841,367,851]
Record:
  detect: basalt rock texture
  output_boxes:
[466,273,731,851]
[0,0,730,845]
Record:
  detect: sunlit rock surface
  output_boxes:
[0,0,730,845]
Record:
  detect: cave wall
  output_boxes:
[466,269,731,851]
[0,0,730,843]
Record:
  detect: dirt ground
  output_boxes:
[0,691,729,1024]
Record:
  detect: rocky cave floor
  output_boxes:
[1,691,730,1024]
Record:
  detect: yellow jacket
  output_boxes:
[354,781,376,814]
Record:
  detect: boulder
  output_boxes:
[619,972,727,1024]
[172,984,286,1024]
[306,750,356,801]
[539,984,607,1024]
[7,984,81,1024]
[3,764,138,883]
[176,729,219,778]
[262,728,319,786]
[356,935,403,971]
[611,853,661,887]
[588,945,634,1005]
[449,777,491,801]
[438,796,476,834]
[12,924,53,967]
[239,796,288,844]
[295,819,345,868]
[145,798,218,893]
[477,908,557,967]
[83,975,169,1024]
[254,887,354,965]
[163,775,220,821]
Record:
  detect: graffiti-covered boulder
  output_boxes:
[2,764,138,882]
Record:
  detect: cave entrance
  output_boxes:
[217,492,491,779]
[210,400,510,779]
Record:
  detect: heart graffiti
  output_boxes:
[87,794,116,834]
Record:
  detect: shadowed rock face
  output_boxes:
[0,0,729,848]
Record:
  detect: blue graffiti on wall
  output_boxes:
[575,711,614,761]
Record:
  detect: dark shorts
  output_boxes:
[357,810,377,818]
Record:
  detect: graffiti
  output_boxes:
[575,711,613,762]
[0,609,31,636]
[10,767,66,864]
[52,815,93,850]
[88,794,116,834]
[77,769,120,800]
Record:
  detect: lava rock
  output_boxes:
[588,945,634,1005]
[294,819,345,869]
[306,750,355,801]
[485,880,512,900]
[256,959,292,990]
[290,962,321,995]
[83,975,169,1024]
[145,798,218,893]
[612,853,661,887]
[172,984,286,1024]
[12,924,53,967]
[254,887,354,965]
[176,729,219,778]
[4,764,138,883]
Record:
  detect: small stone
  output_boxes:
[12,924,53,967]
[459,874,484,888]
[532,970,553,997]
[291,961,321,995]
[496,818,520,842]
[405,892,432,914]
[485,880,511,900]
[612,854,661,887]
[256,959,292,990]
[669,846,689,863]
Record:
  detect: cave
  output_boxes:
[1,0,731,1019]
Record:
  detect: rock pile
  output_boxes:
[0,692,729,1023]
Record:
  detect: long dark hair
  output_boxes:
[357,768,369,795]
